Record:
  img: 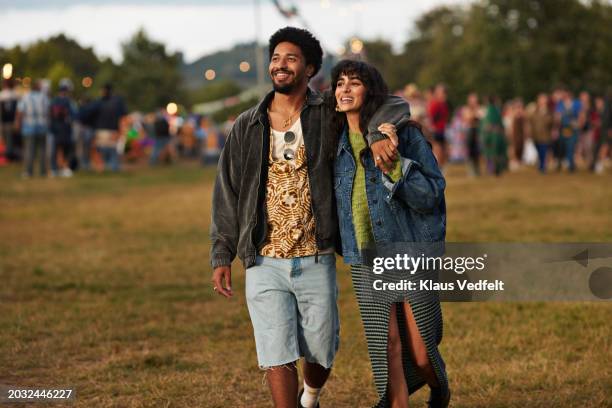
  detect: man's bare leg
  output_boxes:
[301,361,330,407]
[267,363,299,408]
[302,361,330,388]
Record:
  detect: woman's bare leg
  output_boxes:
[401,302,439,388]
[387,303,410,408]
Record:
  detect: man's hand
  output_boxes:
[211,266,233,298]
[371,123,398,174]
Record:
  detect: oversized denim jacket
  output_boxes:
[334,120,446,264]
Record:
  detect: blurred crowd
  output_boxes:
[1,77,610,179]
[402,83,612,176]
[0,78,232,178]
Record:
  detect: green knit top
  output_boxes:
[349,130,402,249]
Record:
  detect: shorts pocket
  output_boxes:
[318,253,336,266]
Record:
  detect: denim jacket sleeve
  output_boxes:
[209,119,242,268]
[366,95,411,145]
[381,125,445,213]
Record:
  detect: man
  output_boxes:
[210,27,408,408]
[15,79,50,178]
[148,109,172,165]
[49,78,76,177]
[76,97,97,171]
[528,93,554,173]
[0,79,19,161]
[555,89,581,172]
[94,83,127,172]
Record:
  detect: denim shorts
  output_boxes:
[245,254,340,369]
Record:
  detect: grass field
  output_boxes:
[0,162,610,408]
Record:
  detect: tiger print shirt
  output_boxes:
[259,121,318,258]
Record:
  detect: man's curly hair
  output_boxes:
[268,26,323,78]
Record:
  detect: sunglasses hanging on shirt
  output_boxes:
[283,131,296,160]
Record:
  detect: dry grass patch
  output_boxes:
[0,162,610,407]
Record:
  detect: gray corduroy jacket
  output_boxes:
[210,87,410,269]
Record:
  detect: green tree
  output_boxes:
[0,34,101,98]
[361,40,404,91]
[188,80,242,106]
[356,0,612,106]
[47,61,75,92]
[116,29,185,112]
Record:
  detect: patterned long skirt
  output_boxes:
[351,264,449,408]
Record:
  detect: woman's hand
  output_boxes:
[371,123,398,174]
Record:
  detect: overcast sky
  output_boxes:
[0,0,471,63]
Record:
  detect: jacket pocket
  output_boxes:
[387,198,415,241]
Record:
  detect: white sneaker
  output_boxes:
[60,168,73,178]
[562,160,569,171]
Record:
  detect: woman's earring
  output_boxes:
[335,104,341,112]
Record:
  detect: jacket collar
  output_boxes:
[249,86,323,126]
[337,125,351,156]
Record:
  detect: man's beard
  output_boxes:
[273,82,297,95]
[271,70,305,95]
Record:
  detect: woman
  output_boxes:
[528,93,554,173]
[509,99,526,168]
[480,96,508,176]
[330,59,450,408]
[463,92,482,176]
[556,91,580,172]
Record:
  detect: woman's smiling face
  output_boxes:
[335,73,366,113]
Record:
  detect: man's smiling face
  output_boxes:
[269,41,313,95]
